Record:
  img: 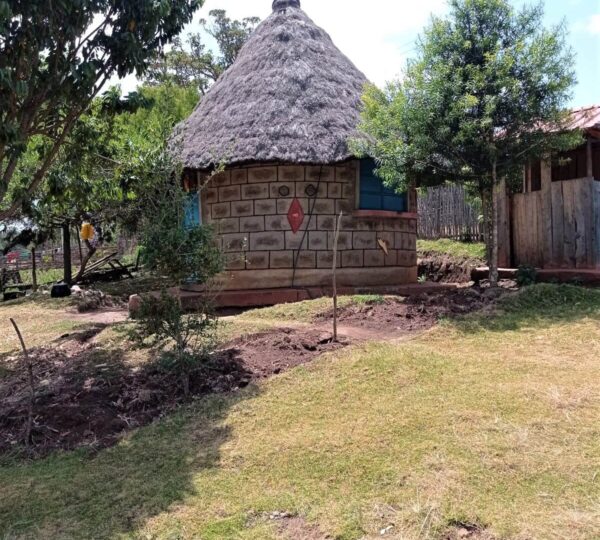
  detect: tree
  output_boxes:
[145,9,259,95]
[0,0,202,220]
[356,0,580,285]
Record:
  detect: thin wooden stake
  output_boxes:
[31,247,38,292]
[332,212,343,342]
[10,318,34,446]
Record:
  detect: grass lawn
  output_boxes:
[1,285,599,539]
[418,239,486,260]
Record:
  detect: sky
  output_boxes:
[115,0,600,108]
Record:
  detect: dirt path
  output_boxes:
[65,309,129,325]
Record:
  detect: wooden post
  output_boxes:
[332,212,343,342]
[540,157,553,268]
[31,247,38,292]
[587,137,593,179]
[10,319,34,447]
[62,222,72,284]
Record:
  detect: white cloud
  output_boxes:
[587,14,600,34]
[111,0,448,92]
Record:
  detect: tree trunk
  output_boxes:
[73,240,97,284]
[62,222,72,285]
[10,319,34,447]
[490,160,500,288]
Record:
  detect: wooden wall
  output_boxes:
[512,176,599,269]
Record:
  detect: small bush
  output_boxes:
[129,291,219,397]
[516,265,537,287]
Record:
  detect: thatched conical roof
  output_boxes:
[175,0,369,170]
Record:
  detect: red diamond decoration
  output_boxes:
[287,198,305,234]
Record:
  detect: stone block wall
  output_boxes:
[194,161,418,289]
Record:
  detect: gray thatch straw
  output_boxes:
[175,0,369,170]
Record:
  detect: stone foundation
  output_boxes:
[192,160,418,290]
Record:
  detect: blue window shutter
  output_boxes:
[184,192,201,228]
[359,159,407,212]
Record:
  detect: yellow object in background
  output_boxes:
[80,223,95,241]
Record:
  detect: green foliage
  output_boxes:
[0,0,202,218]
[356,0,581,192]
[134,152,223,285]
[515,264,538,287]
[145,9,259,95]
[129,291,219,397]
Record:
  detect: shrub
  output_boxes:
[129,291,219,397]
[516,265,538,287]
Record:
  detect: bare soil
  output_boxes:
[0,327,346,457]
[316,288,501,337]
[418,251,483,283]
[0,288,505,457]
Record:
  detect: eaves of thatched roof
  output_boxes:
[174,0,369,170]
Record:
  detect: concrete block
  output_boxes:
[307,166,335,182]
[222,233,248,253]
[212,170,231,187]
[265,214,292,231]
[313,199,335,214]
[364,249,384,267]
[285,230,308,250]
[245,252,269,270]
[279,165,305,182]
[336,199,354,215]
[397,250,417,267]
[328,183,343,198]
[327,231,352,250]
[218,185,241,203]
[250,231,285,251]
[342,250,364,268]
[384,249,398,266]
[217,218,240,235]
[297,251,317,268]
[270,182,296,198]
[242,183,269,200]
[336,164,357,182]
[248,167,277,183]
[255,199,277,215]
[231,169,248,184]
[270,251,294,269]
[317,215,336,231]
[203,188,218,204]
[240,216,265,233]
[224,253,246,270]
[277,198,308,215]
[317,251,341,269]
[342,181,356,199]
[231,201,253,217]
[296,182,327,198]
[308,231,328,250]
[212,202,231,219]
[353,231,377,249]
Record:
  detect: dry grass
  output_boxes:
[0,285,599,539]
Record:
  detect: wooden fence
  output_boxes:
[418,185,483,240]
[511,177,600,268]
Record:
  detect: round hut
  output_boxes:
[176,0,417,296]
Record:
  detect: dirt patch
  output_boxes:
[418,251,483,283]
[276,515,331,539]
[316,288,503,337]
[0,327,347,457]
[442,522,499,539]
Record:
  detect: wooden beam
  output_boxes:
[587,137,594,179]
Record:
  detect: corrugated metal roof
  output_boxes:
[563,105,600,132]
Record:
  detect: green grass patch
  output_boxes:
[237,295,386,325]
[418,238,486,260]
[1,284,599,538]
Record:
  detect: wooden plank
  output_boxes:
[540,160,553,267]
[551,182,565,267]
[573,178,591,268]
[512,195,522,266]
[562,180,577,267]
[594,182,600,268]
